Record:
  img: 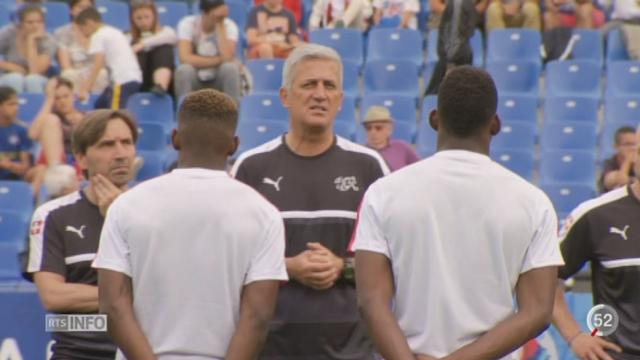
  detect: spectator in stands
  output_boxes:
[352,67,563,360]
[362,106,420,171]
[128,0,177,96]
[485,0,541,32]
[231,44,389,360]
[75,7,142,109]
[0,86,32,180]
[551,132,640,359]
[599,125,636,194]
[372,0,420,29]
[309,0,373,31]
[255,0,304,27]
[94,89,287,360]
[43,164,80,199]
[428,0,488,30]
[27,77,84,193]
[175,0,241,103]
[246,0,302,59]
[0,5,55,93]
[543,0,600,29]
[26,109,138,360]
[602,0,640,54]
[54,0,109,96]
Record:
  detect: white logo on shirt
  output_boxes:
[334,176,359,192]
[65,225,86,239]
[263,176,283,191]
[609,225,630,240]
[8,134,19,145]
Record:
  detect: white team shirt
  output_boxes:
[89,25,142,85]
[350,150,564,359]
[93,168,288,360]
[372,0,420,29]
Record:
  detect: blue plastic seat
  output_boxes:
[156,1,190,29]
[606,28,630,62]
[421,95,438,121]
[0,181,33,220]
[361,94,416,122]
[0,243,22,280]
[74,94,99,112]
[497,94,538,123]
[572,29,603,67]
[96,0,130,32]
[427,29,484,67]
[363,60,420,98]
[342,60,361,98]
[126,93,174,132]
[17,93,44,124]
[416,118,437,158]
[486,61,541,97]
[235,120,288,156]
[545,60,602,100]
[246,59,284,95]
[543,96,599,123]
[43,2,70,32]
[540,121,598,150]
[367,28,424,68]
[334,121,355,141]
[226,0,248,30]
[606,61,640,98]
[309,29,364,66]
[604,96,640,124]
[490,148,535,181]
[137,122,168,151]
[487,29,542,65]
[541,183,596,215]
[136,150,165,182]
[239,94,288,122]
[0,210,29,244]
[540,150,596,185]
[492,121,536,151]
[336,95,357,124]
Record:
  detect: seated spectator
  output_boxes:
[602,0,640,58]
[75,7,142,109]
[0,86,32,180]
[175,0,241,103]
[27,77,84,192]
[362,106,420,171]
[599,125,637,194]
[372,0,420,29]
[543,0,606,29]
[309,0,372,31]
[485,0,541,32]
[428,0,488,30]
[43,164,80,199]
[128,0,177,95]
[255,0,303,27]
[0,5,55,93]
[54,0,109,96]
[246,0,302,59]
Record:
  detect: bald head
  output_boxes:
[175,89,238,158]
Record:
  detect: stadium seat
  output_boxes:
[334,121,355,140]
[361,94,416,122]
[497,94,538,123]
[416,118,437,157]
[235,120,288,156]
[421,95,438,121]
[0,242,22,280]
[239,94,288,122]
[572,29,604,67]
[0,181,34,219]
[543,96,599,123]
[96,0,130,32]
[427,29,484,68]
[606,61,640,98]
[367,28,424,68]
[336,95,357,124]
[540,150,596,184]
[363,60,420,98]
[541,183,596,218]
[0,210,29,244]
[490,149,535,181]
[569,292,594,333]
[43,2,70,32]
[0,4,10,28]
[246,59,284,95]
[486,29,542,65]
[136,150,165,182]
[605,96,640,124]
[492,121,536,151]
[226,0,248,31]
[342,60,361,98]
[606,28,630,62]
[541,121,598,150]
[545,60,602,100]
[74,94,99,112]
[126,93,175,132]
[486,61,541,97]
[156,1,190,29]
[17,93,44,124]
[137,122,168,151]
[373,15,401,28]
[309,29,364,66]
[355,120,416,145]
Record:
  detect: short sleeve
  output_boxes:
[92,198,132,277]
[557,207,593,279]
[244,209,288,284]
[349,183,390,257]
[224,18,239,42]
[405,0,420,12]
[88,28,106,55]
[177,16,195,41]
[520,195,564,274]
[27,205,66,276]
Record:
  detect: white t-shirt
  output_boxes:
[372,0,420,29]
[350,150,564,359]
[93,168,288,360]
[177,15,239,55]
[89,25,142,85]
[611,0,640,20]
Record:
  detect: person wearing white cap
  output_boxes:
[362,105,420,172]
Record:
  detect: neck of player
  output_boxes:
[437,137,490,156]
[178,153,228,171]
[285,128,334,156]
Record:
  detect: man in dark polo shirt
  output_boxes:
[599,126,636,194]
[26,109,138,360]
